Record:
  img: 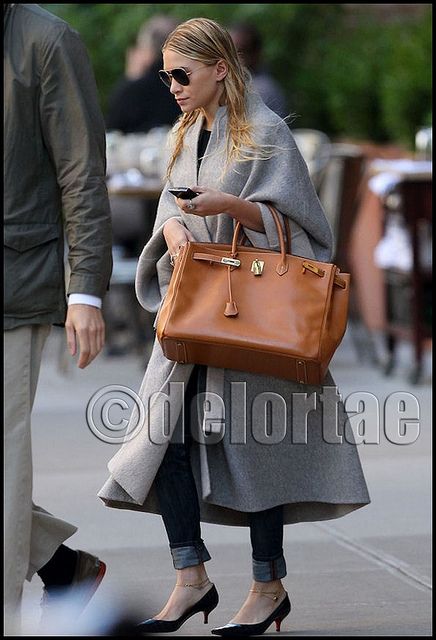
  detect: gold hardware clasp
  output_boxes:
[251,259,265,275]
[221,257,241,267]
[302,261,325,277]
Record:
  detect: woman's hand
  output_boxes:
[176,187,265,232]
[175,187,232,217]
[163,218,196,263]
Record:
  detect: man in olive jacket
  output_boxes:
[4,4,112,632]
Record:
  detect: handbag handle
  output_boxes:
[237,213,293,255]
[232,203,290,275]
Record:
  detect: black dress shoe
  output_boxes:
[137,582,219,634]
[40,550,106,612]
[211,592,291,637]
[39,550,107,631]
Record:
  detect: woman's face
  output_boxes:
[162,49,226,118]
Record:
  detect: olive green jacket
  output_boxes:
[4,4,112,329]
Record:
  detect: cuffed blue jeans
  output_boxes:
[153,365,287,582]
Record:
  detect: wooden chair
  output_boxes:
[317,144,380,363]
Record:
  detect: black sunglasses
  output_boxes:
[158,65,207,88]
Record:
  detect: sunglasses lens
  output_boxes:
[158,71,171,87]
[172,69,190,86]
[158,68,191,87]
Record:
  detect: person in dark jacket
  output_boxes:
[105,14,181,133]
[104,15,181,356]
[4,4,112,633]
[229,22,289,119]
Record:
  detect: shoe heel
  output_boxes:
[275,606,290,632]
[202,584,219,624]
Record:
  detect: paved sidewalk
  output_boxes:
[20,327,432,636]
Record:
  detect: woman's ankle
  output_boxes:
[175,564,209,586]
[250,578,285,593]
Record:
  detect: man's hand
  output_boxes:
[65,304,105,369]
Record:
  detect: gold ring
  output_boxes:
[169,252,179,267]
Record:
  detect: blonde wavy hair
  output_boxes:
[162,18,273,179]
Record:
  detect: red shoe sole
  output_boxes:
[79,560,107,612]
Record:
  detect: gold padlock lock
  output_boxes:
[251,259,264,275]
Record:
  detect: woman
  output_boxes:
[98,18,370,636]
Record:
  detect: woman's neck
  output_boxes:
[201,85,225,130]
[201,119,212,132]
[200,113,212,131]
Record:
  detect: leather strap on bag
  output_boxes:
[232,204,289,276]
[284,216,292,254]
[223,204,291,316]
[192,203,346,317]
[237,204,293,256]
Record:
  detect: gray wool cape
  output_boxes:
[98,91,370,526]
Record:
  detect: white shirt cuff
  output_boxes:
[68,293,102,309]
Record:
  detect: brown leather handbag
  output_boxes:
[156,204,350,384]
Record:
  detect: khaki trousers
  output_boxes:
[4,325,77,634]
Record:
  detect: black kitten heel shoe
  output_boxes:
[211,590,291,637]
[137,578,219,634]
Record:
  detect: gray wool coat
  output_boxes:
[98,91,370,525]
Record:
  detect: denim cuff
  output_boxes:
[170,542,212,569]
[252,555,287,582]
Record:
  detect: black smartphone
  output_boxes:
[168,187,199,200]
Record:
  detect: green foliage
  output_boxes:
[378,13,432,146]
[313,9,432,146]
[43,4,159,111]
[317,17,392,141]
[42,4,432,148]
